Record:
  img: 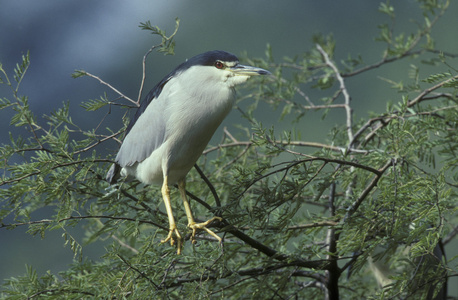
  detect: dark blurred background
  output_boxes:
[1,0,457,292]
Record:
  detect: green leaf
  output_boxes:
[422,72,452,83]
[378,2,395,18]
[13,51,30,83]
[71,70,88,78]
[80,94,109,111]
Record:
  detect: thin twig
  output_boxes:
[137,46,157,104]
[276,76,315,106]
[203,140,371,156]
[223,127,239,143]
[212,222,331,270]
[82,71,136,105]
[136,21,180,104]
[408,74,458,107]
[0,215,167,231]
[316,44,353,146]
[163,263,326,290]
[344,159,393,220]
[193,164,221,208]
[342,7,448,78]
[443,224,458,245]
[73,131,124,155]
[117,254,159,289]
[286,221,338,230]
[111,234,139,254]
[0,159,112,186]
[267,95,346,111]
[362,74,458,144]
[236,157,381,200]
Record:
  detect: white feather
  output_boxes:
[122,65,238,185]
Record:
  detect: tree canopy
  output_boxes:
[1,1,457,299]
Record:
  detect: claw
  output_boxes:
[177,180,223,250]
[161,227,183,255]
[188,217,222,244]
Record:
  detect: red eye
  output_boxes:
[215,61,224,69]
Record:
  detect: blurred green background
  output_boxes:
[1,0,457,294]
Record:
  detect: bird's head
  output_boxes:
[174,50,271,88]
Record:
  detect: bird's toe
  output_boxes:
[161,227,183,255]
[188,217,223,244]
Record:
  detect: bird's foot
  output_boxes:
[188,217,222,244]
[161,227,183,255]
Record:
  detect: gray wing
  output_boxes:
[106,75,173,183]
[115,100,166,167]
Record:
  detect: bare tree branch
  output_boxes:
[80,71,136,105]
[316,44,354,146]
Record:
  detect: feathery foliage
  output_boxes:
[1,1,457,299]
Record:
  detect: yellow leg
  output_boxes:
[160,176,183,255]
[178,180,222,244]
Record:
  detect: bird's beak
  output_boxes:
[229,64,271,76]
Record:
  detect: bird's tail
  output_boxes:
[106,163,121,184]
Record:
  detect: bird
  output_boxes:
[106,50,270,254]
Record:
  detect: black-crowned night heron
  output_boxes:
[106,50,270,254]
